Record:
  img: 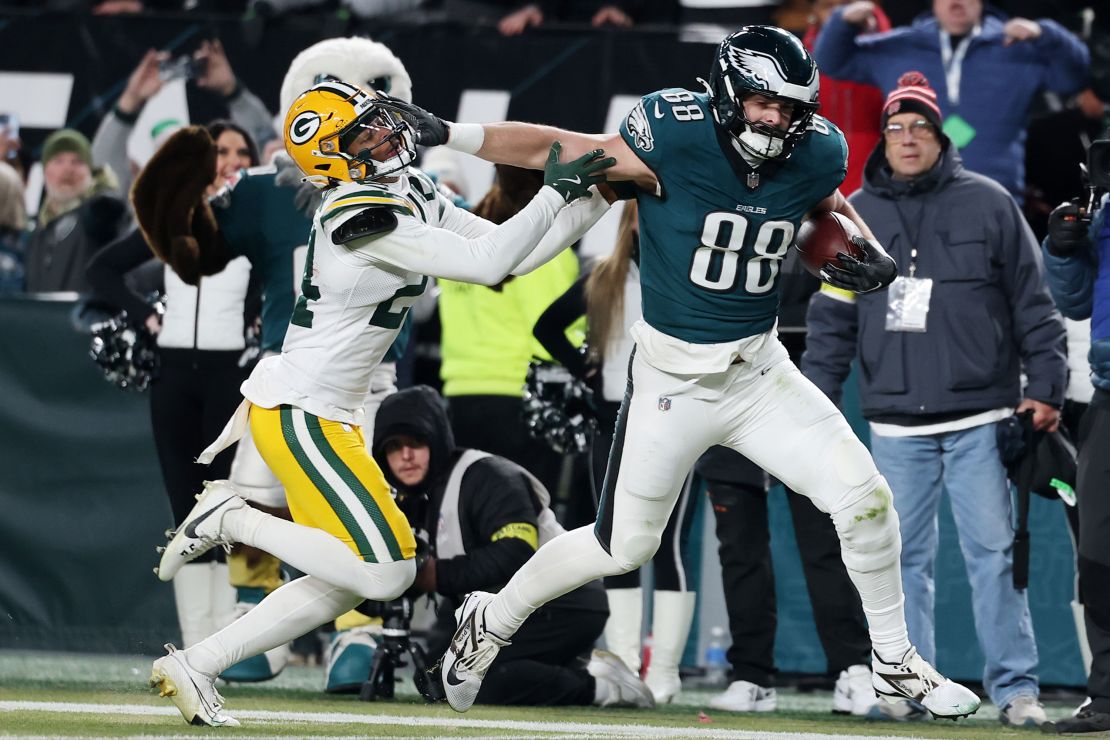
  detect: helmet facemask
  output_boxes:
[332,103,417,182]
[708,26,821,162]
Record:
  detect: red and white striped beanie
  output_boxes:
[881,71,943,131]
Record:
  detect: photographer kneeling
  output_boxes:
[371,385,654,708]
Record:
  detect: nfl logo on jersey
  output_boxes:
[658,396,672,412]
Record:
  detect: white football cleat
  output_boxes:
[588,649,655,708]
[440,591,510,712]
[871,648,980,720]
[708,679,778,712]
[833,663,880,715]
[149,644,239,727]
[157,481,245,582]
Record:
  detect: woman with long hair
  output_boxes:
[86,119,260,655]
[533,201,698,704]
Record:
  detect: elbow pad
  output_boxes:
[333,208,398,245]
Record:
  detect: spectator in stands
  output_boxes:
[0,162,26,294]
[532,201,699,705]
[1041,192,1110,736]
[813,0,1090,201]
[24,128,127,293]
[802,72,1065,728]
[372,385,652,708]
[437,164,578,497]
[802,0,890,194]
[92,44,273,199]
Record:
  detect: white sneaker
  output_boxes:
[871,648,980,720]
[588,649,655,709]
[149,644,239,727]
[707,680,777,712]
[833,663,879,715]
[1000,695,1048,728]
[440,591,510,712]
[157,481,245,582]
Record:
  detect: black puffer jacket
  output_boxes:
[803,139,1066,419]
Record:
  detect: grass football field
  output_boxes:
[0,651,1080,738]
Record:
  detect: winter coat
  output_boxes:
[803,138,1066,419]
[813,8,1089,199]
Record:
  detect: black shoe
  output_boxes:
[1043,708,1110,735]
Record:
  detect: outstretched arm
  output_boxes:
[384,96,657,191]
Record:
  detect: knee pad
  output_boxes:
[609,531,661,573]
[831,476,901,573]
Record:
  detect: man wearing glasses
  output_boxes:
[803,71,1066,729]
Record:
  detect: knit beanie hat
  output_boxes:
[42,128,92,166]
[880,72,943,132]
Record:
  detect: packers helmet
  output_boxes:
[284,79,416,186]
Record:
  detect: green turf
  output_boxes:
[0,651,1078,738]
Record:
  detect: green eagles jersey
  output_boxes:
[215,167,411,360]
[619,89,847,343]
[215,168,307,353]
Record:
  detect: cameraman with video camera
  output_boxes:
[1042,142,1110,735]
[370,385,654,708]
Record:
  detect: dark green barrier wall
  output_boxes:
[0,297,177,653]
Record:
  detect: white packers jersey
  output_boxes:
[241,170,444,425]
[240,166,609,425]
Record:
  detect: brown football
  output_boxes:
[795,211,865,279]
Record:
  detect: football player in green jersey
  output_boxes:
[395,25,980,719]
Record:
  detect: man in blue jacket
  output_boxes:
[803,73,1066,728]
[813,0,1089,201]
[1041,194,1110,735]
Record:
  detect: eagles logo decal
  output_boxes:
[625,101,654,152]
[288,110,321,145]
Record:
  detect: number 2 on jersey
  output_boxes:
[688,212,794,295]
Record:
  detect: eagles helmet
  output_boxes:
[284,79,416,187]
[708,25,820,160]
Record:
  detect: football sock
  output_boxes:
[485,525,623,638]
[221,505,414,601]
[186,575,360,677]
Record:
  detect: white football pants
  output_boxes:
[486,336,909,659]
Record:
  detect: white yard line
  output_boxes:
[0,700,918,740]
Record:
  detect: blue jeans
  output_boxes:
[870,422,1039,708]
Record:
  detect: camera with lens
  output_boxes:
[1080,139,1110,222]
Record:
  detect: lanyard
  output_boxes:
[939,24,980,107]
[891,199,929,278]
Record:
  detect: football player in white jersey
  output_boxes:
[147,79,615,727]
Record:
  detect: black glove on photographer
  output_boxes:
[820,236,898,293]
[1046,201,1091,257]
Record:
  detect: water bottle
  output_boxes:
[704,626,728,685]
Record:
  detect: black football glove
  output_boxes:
[377,95,451,147]
[543,141,616,203]
[1046,201,1091,257]
[820,236,898,293]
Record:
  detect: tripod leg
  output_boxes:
[408,641,445,702]
[358,644,394,702]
